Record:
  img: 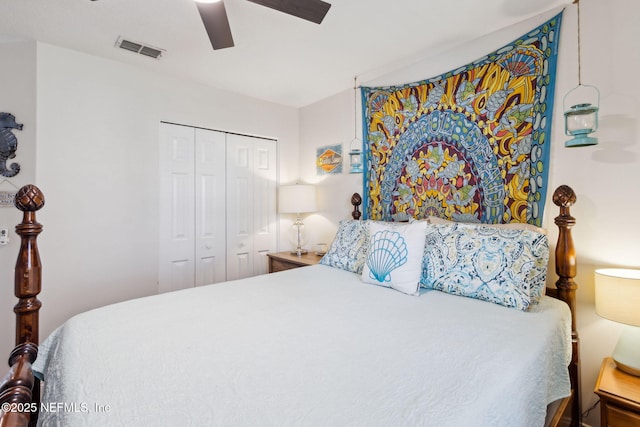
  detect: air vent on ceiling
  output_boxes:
[115,37,164,60]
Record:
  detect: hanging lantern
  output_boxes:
[563,85,600,147]
[348,76,363,174]
[349,144,363,173]
[563,0,600,148]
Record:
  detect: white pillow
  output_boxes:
[361,220,427,295]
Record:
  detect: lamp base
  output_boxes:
[612,326,640,377]
[614,360,640,377]
[287,217,309,257]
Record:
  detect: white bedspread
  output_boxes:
[33,264,571,427]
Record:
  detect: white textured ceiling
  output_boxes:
[0,0,568,107]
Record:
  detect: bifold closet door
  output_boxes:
[226,134,277,280]
[194,128,226,287]
[159,123,226,293]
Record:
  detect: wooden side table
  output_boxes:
[594,357,640,427]
[267,251,322,273]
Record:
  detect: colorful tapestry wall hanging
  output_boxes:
[316,144,343,175]
[361,13,562,226]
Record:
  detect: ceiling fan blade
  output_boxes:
[196,1,234,50]
[247,0,331,24]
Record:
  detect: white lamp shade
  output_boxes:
[278,184,317,214]
[595,268,640,327]
[595,268,640,376]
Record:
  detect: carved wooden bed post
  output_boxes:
[0,184,45,427]
[350,193,362,220]
[552,185,581,427]
[13,185,45,347]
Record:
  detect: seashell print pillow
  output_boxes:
[361,220,427,296]
[420,222,549,311]
[319,220,370,274]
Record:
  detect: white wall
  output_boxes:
[299,2,640,426]
[299,89,363,249]
[0,41,300,360]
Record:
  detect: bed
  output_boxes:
[1,184,581,427]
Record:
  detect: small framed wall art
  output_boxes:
[316,144,342,175]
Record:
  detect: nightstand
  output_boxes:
[594,357,640,427]
[267,251,322,273]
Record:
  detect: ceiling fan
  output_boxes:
[195,0,332,50]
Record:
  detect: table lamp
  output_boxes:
[595,268,640,376]
[278,184,316,256]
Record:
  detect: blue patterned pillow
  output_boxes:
[319,220,370,274]
[420,223,549,310]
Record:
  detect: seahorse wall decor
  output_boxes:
[0,112,23,177]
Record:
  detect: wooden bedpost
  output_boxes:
[552,185,581,427]
[13,185,45,346]
[351,193,362,220]
[0,343,38,427]
[0,184,45,427]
